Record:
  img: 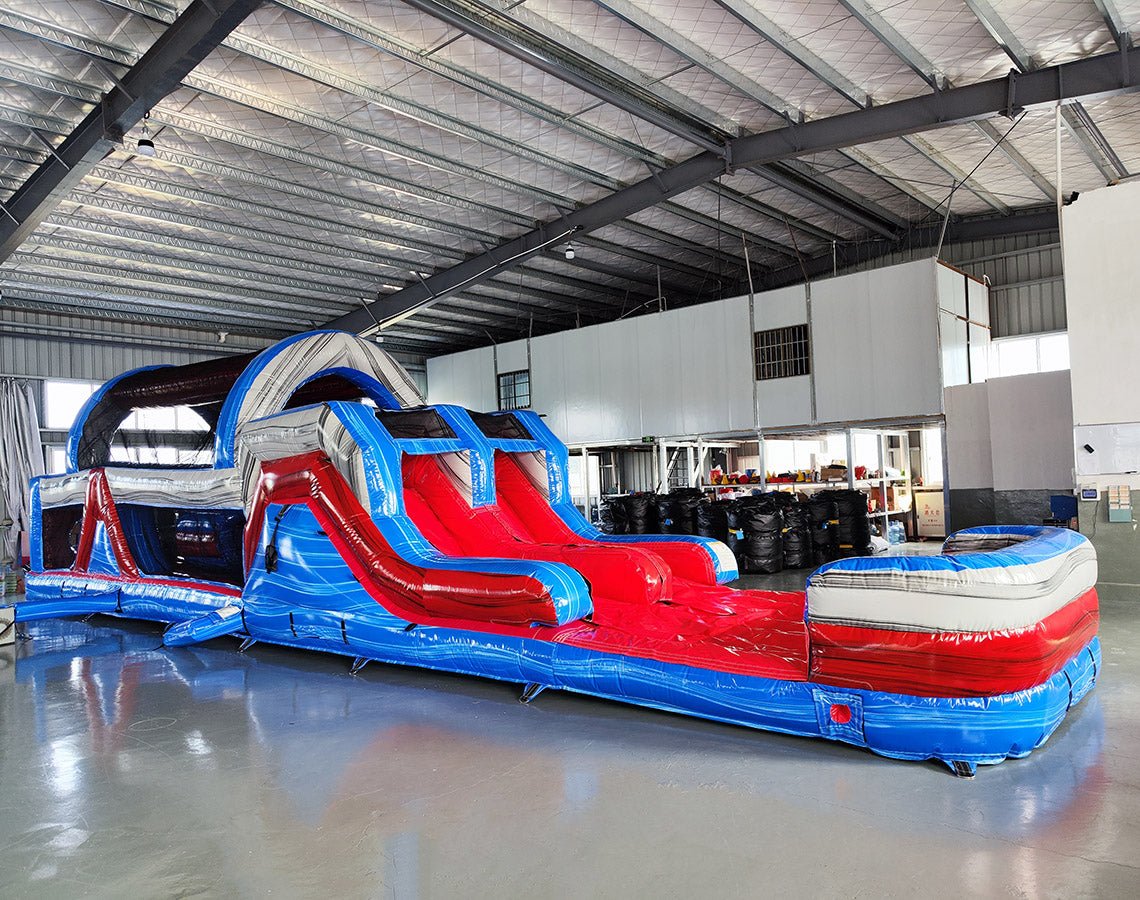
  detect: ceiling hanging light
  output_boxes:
[136,112,156,157]
[564,242,575,260]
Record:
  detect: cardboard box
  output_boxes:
[820,465,847,482]
[886,486,912,511]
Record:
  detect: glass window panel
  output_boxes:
[43,380,100,430]
[1037,333,1070,372]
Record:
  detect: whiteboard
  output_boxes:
[1074,423,1140,475]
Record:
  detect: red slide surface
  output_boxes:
[401,453,811,680]
[496,452,721,585]
[248,452,564,628]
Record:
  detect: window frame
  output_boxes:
[497,369,531,411]
[753,324,811,381]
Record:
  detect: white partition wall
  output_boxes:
[754,285,812,429]
[811,259,945,422]
[945,382,994,492]
[987,371,1074,492]
[424,346,496,411]
[426,258,989,445]
[1063,180,1140,490]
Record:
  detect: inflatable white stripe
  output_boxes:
[233,333,421,432]
[811,546,1096,599]
[39,468,243,510]
[238,405,370,512]
[37,472,89,507]
[809,547,1097,633]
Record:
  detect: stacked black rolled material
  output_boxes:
[622,492,659,534]
[735,498,784,574]
[599,498,629,535]
[824,489,873,557]
[724,501,745,560]
[695,500,731,543]
[781,503,813,569]
[655,489,703,535]
[807,495,840,565]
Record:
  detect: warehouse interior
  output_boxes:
[1,0,1139,895]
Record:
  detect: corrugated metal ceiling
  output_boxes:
[0,0,1136,354]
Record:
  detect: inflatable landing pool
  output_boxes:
[8,331,1100,776]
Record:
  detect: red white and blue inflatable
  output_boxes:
[8,331,1100,775]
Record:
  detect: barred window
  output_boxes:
[754,324,811,380]
[497,369,531,411]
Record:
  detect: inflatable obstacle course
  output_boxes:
[7,331,1100,775]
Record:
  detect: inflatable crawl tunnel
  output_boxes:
[8,331,1100,775]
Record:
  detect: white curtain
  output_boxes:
[0,379,45,565]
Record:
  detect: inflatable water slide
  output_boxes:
[8,331,1100,775]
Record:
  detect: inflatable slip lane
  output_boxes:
[8,331,1100,775]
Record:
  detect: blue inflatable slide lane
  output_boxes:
[7,331,1101,776]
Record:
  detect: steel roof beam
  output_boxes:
[963,0,1129,181]
[835,0,1056,202]
[400,0,901,239]
[2,273,320,327]
[0,9,135,66]
[589,0,911,233]
[65,6,754,263]
[31,207,631,324]
[113,0,787,262]
[28,218,624,322]
[760,206,1061,291]
[1093,0,1133,48]
[55,187,695,301]
[713,0,1013,214]
[276,0,833,249]
[0,59,104,104]
[176,74,750,270]
[143,105,717,283]
[0,289,293,338]
[398,0,728,153]
[21,232,368,299]
[73,167,641,306]
[10,252,352,317]
[1061,95,1131,180]
[0,0,264,262]
[3,268,503,348]
[327,44,1140,333]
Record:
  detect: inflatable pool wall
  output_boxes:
[9,331,1100,775]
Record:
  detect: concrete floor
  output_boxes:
[1,578,1137,898]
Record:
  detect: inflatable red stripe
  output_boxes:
[808,587,1100,697]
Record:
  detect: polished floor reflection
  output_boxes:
[1,593,1137,898]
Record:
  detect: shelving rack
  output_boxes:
[722,425,916,538]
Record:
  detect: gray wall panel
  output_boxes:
[2,308,427,389]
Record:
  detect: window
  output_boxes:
[497,369,531,411]
[108,447,213,466]
[121,405,210,432]
[754,324,810,380]
[43,380,101,429]
[989,333,1070,378]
